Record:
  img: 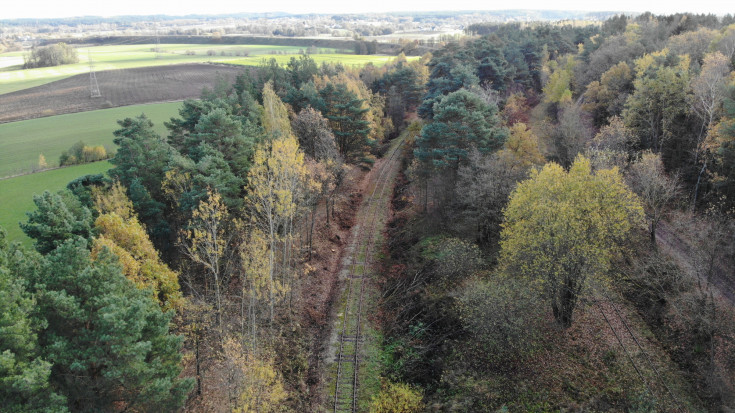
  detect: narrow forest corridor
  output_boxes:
[323,135,405,412]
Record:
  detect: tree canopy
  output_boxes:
[414,89,508,171]
[500,156,643,327]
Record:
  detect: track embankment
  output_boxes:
[324,137,405,412]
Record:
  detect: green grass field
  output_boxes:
[0,102,181,178]
[0,161,110,246]
[0,43,388,95]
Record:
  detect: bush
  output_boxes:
[59,141,107,166]
[456,275,544,364]
[23,43,79,69]
[370,381,424,413]
[82,145,107,163]
[420,237,482,288]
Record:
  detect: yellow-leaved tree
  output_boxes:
[499,155,643,327]
[542,54,576,104]
[92,181,182,311]
[38,153,48,170]
[262,80,293,139]
[182,188,234,330]
[239,228,272,346]
[247,133,316,322]
[232,350,287,413]
[216,337,287,412]
[496,122,545,169]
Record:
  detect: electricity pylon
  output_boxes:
[88,50,101,98]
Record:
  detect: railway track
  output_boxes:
[331,137,404,413]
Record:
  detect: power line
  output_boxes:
[592,296,655,398]
[600,289,686,413]
[155,21,161,59]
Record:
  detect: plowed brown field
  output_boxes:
[0,63,247,123]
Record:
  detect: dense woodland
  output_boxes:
[383,12,735,412]
[2,11,735,412]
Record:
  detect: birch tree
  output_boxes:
[181,189,232,331]
[247,135,310,322]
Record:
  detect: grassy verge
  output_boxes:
[0,161,110,246]
[0,102,179,178]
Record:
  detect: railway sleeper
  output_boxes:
[340,336,364,342]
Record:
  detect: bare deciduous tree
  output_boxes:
[628,152,680,244]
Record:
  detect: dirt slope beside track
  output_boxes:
[0,64,247,123]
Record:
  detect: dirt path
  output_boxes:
[321,137,405,412]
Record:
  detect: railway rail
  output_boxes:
[331,137,404,412]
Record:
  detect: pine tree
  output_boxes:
[28,238,193,412]
[0,229,67,412]
[20,190,93,254]
[415,89,508,172]
[318,83,370,157]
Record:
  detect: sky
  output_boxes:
[1,0,733,20]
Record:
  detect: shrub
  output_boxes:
[456,275,545,364]
[82,145,107,163]
[59,141,107,166]
[370,381,424,413]
[23,43,79,69]
[419,236,482,287]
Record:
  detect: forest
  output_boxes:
[2,11,735,412]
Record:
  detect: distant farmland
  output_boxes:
[0,50,407,123]
[0,43,339,95]
[0,64,244,123]
[0,102,179,178]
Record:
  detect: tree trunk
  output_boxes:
[554,277,577,328]
[195,335,202,396]
[268,219,276,325]
[650,220,657,245]
[215,273,222,333]
[250,289,257,350]
[309,204,316,261]
[692,160,707,210]
[423,178,428,212]
[326,195,330,226]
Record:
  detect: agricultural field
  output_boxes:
[0,161,110,246]
[0,102,180,178]
[0,43,339,95]
[0,64,243,122]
